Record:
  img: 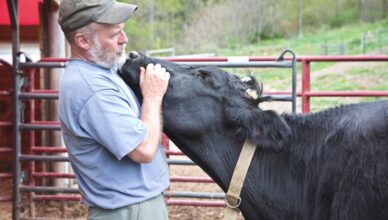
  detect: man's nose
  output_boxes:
[119,31,128,44]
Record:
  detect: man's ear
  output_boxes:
[74,33,93,50]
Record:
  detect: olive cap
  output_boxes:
[58,0,137,33]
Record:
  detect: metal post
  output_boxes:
[275,49,297,113]
[42,0,66,189]
[7,0,21,219]
[301,59,310,113]
[291,53,297,113]
[27,68,37,217]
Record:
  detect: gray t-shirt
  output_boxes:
[59,59,169,209]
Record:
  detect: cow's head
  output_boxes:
[119,52,290,150]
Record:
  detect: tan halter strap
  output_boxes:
[223,139,257,220]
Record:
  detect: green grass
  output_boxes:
[309,63,388,112]
[312,74,364,91]
[218,18,388,56]
[175,20,388,112]
[216,19,388,112]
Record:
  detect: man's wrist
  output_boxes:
[143,96,164,104]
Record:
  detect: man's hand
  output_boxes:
[128,63,169,163]
[139,63,170,99]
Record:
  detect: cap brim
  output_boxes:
[96,2,138,24]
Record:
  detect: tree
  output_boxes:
[297,0,302,37]
[359,0,366,22]
[335,0,341,18]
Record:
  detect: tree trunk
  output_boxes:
[297,0,302,37]
[148,0,155,49]
[359,0,365,22]
[335,0,341,18]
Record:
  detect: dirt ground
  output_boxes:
[0,163,236,220]
[0,180,12,220]
[0,150,238,220]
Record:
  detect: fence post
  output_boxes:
[7,0,22,219]
[340,41,345,55]
[362,32,367,54]
[301,59,311,113]
[378,30,382,54]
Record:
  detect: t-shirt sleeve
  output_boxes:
[78,89,147,160]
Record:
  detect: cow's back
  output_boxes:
[311,100,388,220]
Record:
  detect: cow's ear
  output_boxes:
[227,107,291,150]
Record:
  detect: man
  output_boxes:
[57,0,170,219]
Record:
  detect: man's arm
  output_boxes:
[128,63,170,163]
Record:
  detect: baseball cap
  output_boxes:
[58,0,138,33]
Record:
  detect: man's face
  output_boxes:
[88,23,128,69]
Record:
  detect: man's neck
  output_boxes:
[70,49,91,62]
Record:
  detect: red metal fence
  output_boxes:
[0,59,13,203]
[3,54,388,220]
[298,55,388,112]
[169,55,388,112]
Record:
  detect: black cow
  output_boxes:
[119,52,388,220]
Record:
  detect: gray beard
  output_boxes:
[87,39,126,70]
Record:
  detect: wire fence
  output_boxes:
[321,29,388,55]
[253,28,388,56]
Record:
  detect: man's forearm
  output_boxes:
[128,97,163,163]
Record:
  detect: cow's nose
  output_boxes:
[129,51,140,60]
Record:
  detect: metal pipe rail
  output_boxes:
[19,154,196,165]
[0,147,13,153]
[298,55,388,112]
[174,61,293,68]
[17,91,295,102]
[30,172,214,183]
[167,200,225,207]
[19,92,59,99]
[27,196,226,207]
[0,173,13,179]
[19,186,224,200]
[30,146,186,156]
[21,194,225,208]
[19,122,60,131]
[19,62,66,69]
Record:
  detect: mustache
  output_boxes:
[117,44,126,53]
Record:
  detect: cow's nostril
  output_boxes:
[129,51,140,60]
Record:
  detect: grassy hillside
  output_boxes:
[216,19,388,112]
[218,18,388,56]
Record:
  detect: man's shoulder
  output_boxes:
[63,59,119,93]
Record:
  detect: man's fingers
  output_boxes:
[160,67,166,74]
[164,71,170,80]
[154,63,162,73]
[143,63,169,81]
[140,66,145,83]
[146,63,155,74]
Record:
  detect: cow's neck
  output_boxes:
[167,127,305,219]
[166,128,245,191]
